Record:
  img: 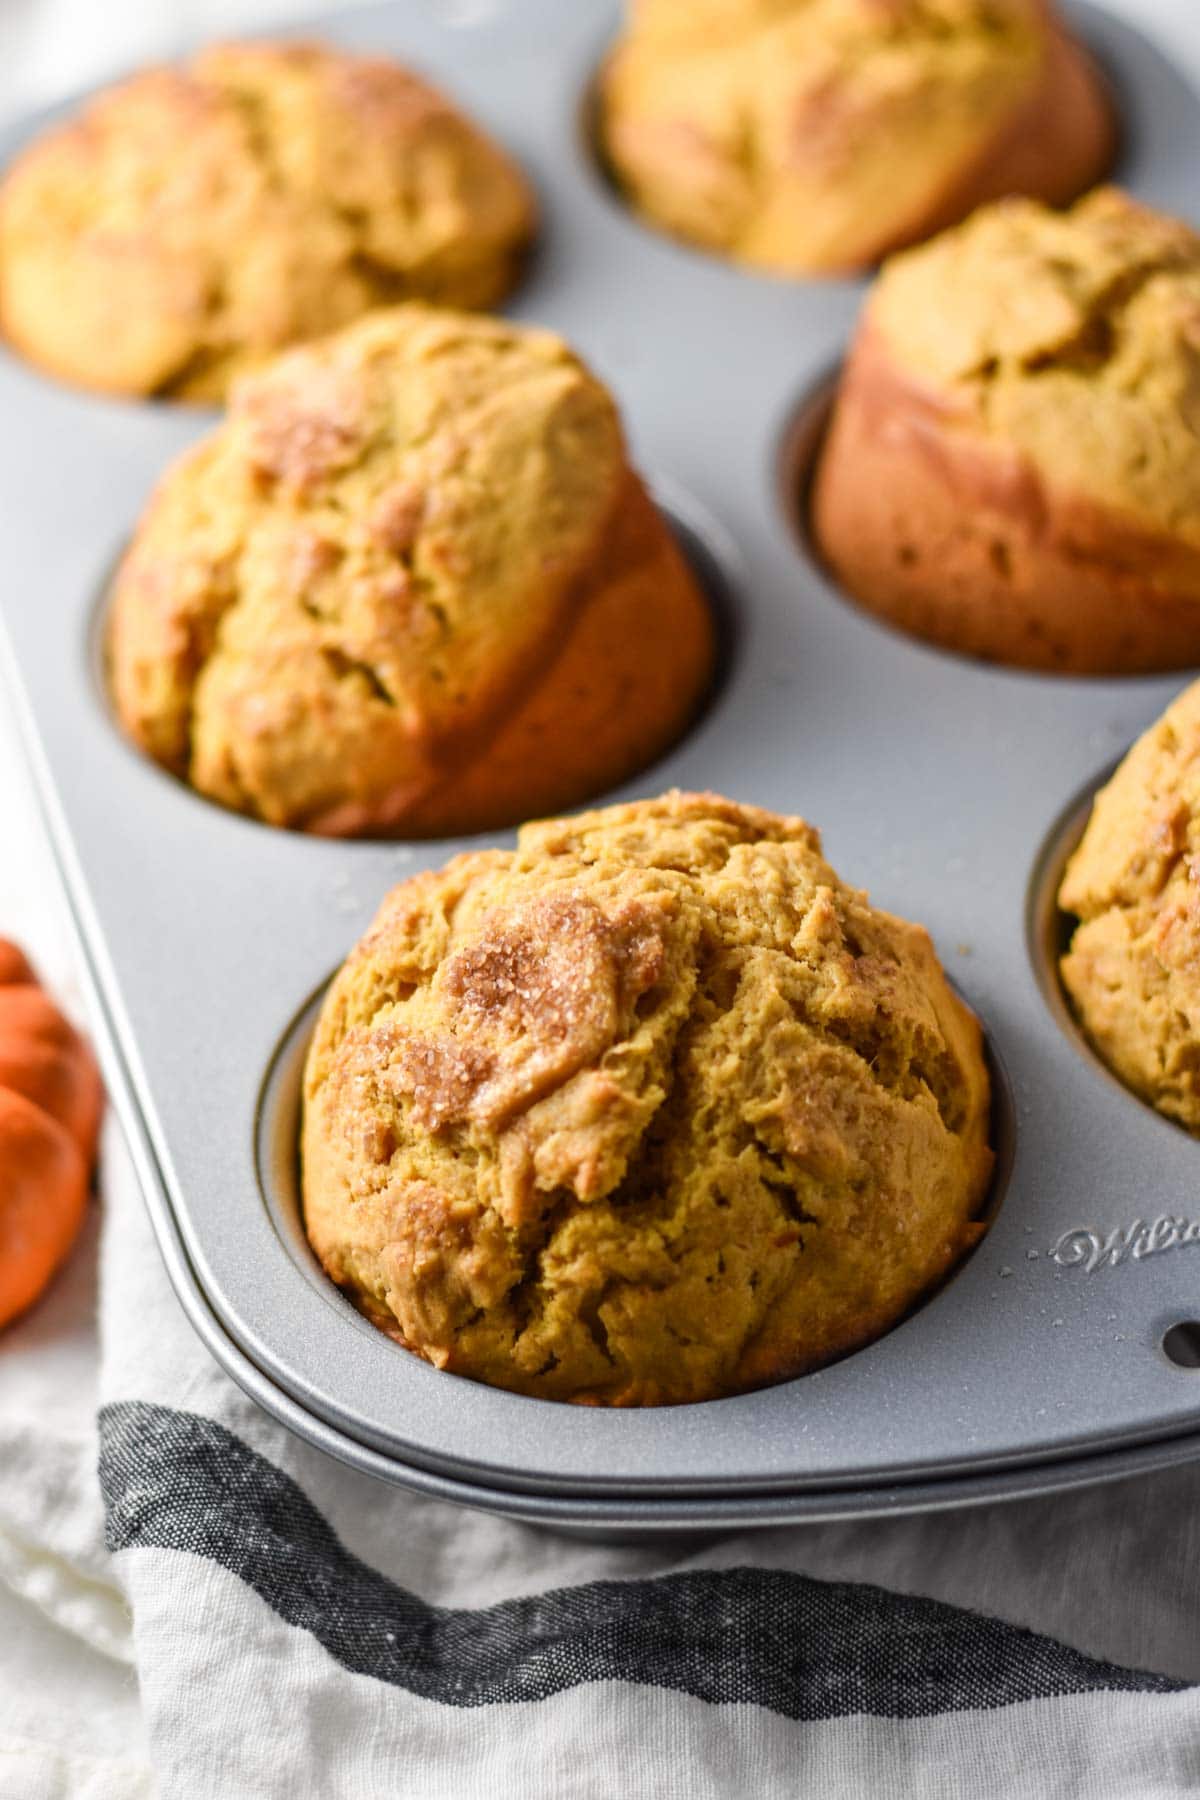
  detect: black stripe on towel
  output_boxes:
[99,1399,1185,1718]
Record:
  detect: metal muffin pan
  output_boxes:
[4,0,1200,1531]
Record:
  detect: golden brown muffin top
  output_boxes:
[600,0,1047,273]
[0,40,535,398]
[303,792,993,1404]
[1060,681,1200,1131]
[868,189,1200,543]
[109,305,626,833]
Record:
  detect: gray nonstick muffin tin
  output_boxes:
[4,0,1200,1534]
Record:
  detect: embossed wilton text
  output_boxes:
[1050,1216,1200,1274]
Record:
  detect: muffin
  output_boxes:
[108,306,715,836]
[0,40,535,400]
[599,0,1113,278]
[302,791,994,1405]
[812,190,1200,674]
[1060,681,1200,1130]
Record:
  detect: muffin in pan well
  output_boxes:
[0,40,536,401]
[598,0,1114,279]
[811,189,1200,674]
[108,305,716,837]
[1060,681,1200,1130]
[302,791,994,1406]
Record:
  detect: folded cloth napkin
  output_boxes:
[3,4,1200,1796]
[86,1161,1200,1800]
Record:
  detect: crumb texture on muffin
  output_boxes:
[0,40,535,398]
[1060,681,1200,1130]
[302,792,993,1405]
[812,189,1200,672]
[600,0,1113,276]
[108,306,715,836]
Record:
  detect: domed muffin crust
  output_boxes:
[0,41,535,400]
[599,0,1113,278]
[812,190,1200,673]
[108,307,715,837]
[302,792,993,1406]
[1060,682,1200,1130]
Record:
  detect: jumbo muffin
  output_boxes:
[812,189,1200,674]
[302,791,994,1405]
[108,306,715,837]
[598,0,1113,278]
[0,40,535,400]
[1060,681,1200,1130]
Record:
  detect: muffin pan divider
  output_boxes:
[5,0,1200,1528]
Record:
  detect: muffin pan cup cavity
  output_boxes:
[89,493,741,840]
[5,0,1200,1529]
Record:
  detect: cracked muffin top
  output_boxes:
[302,792,993,1405]
[1060,681,1200,1132]
[599,0,1112,276]
[110,304,705,837]
[0,40,535,399]
[866,189,1200,545]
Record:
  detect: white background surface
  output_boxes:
[0,0,1198,1788]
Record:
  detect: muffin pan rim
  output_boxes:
[5,0,1200,1517]
[72,955,1200,1525]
